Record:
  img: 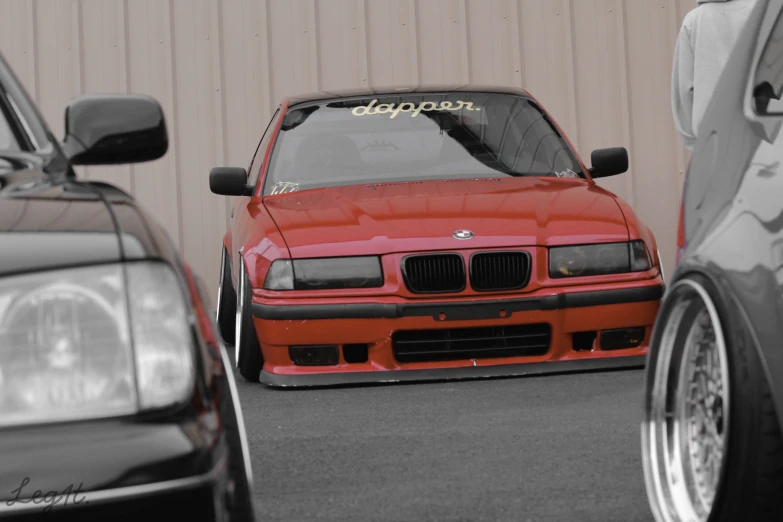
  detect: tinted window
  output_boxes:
[262,93,583,196]
[248,109,280,187]
[754,6,783,115]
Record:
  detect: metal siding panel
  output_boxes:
[269,0,318,101]
[220,0,271,173]
[0,0,37,98]
[125,0,182,253]
[366,0,418,86]
[317,0,365,90]
[0,0,702,295]
[571,0,629,201]
[170,0,227,295]
[518,0,574,137]
[467,0,521,86]
[32,0,81,139]
[625,0,689,280]
[78,0,133,192]
[417,0,466,84]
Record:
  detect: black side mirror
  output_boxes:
[62,94,168,165]
[209,167,253,196]
[589,147,629,178]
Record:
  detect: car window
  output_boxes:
[754,5,783,115]
[0,95,21,151]
[0,114,19,151]
[262,93,584,196]
[248,108,281,187]
[0,56,49,150]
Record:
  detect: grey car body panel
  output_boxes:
[675,0,783,429]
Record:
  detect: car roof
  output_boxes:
[284,84,533,107]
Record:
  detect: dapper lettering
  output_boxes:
[351,99,481,118]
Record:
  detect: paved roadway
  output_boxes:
[234,365,655,522]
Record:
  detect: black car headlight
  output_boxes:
[549,240,652,278]
[264,257,384,290]
[0,262,196,428]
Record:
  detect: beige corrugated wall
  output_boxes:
[0,0,696,301]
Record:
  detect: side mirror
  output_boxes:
[589,147,629,178]
[209,167,253,196]
[62,94,168,165]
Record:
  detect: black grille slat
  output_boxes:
[470,252,530,291]
[402,254,465,293]
[392,323,551,363]
[399,344,550,356]
[394,332,549,345]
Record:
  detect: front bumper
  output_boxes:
[0,416,230,521]
[251,279,664,387]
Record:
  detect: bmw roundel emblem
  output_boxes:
[453,230,474,240]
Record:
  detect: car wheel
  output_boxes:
[217,246,237,344]
[235,257,263,382]
[642,273,783,522]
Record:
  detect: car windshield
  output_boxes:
[262,92,584,196]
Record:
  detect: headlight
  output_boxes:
[549,240,652,278]
[126,263,195,409]
[263,259,294,290]
[0,262,195,428]
[264,257,383,290]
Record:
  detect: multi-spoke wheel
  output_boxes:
[643,274,783,522]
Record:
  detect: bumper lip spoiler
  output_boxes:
[252,283,665,321]
[258,355,647,388]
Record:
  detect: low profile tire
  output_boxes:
[643,273,783,522]
[217,246,237,344]
[235,257,264,382]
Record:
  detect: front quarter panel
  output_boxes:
[613,196,659,268]
[237,199,290,291]
[673,0,783,427]
[680,134,783,432]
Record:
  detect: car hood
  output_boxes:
[0,168,160,277]
[263,177,629,258]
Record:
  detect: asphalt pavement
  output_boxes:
[235,365,655,522]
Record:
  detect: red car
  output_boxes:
[209,86,665,386]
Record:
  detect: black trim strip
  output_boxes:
[252,283,664,321]
[257,355,647,388]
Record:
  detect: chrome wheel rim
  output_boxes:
[234,260,245,368]
[216,247,226,323]
[642,279,730,522]
[680,309,726,512]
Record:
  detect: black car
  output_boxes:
[642,0,783,521]
[0,51,255,521]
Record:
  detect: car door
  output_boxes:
[230,108,281,287]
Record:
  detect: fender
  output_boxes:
[673,261,783,436]
[613,197,660,269]
[222,231,232,255]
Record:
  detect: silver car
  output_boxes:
[642,0,783,521]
